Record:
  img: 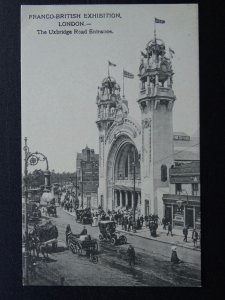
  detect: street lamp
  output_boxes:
[80,160,84,209]
[23,137,49,285]
[132,147,136,233]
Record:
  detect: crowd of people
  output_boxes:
[60,191,200,247]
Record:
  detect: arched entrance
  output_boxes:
[106,134,141,211]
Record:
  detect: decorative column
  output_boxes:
[119,190,122,207]
[125,191,128,207]
[131,192,134,208]
[114,190,117,207]
[137,192,140,205]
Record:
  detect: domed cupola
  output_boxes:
[138,36,174,98]
[96,75,122,122]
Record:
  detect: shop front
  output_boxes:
[163,194,200,230]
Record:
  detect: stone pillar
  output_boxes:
[131,192,134,208]
[114,190,117,207]
[119,190,122,207]
[138,192,141,205]
[125,191,128,207]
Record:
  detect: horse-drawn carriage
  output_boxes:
[23,201,41,222]
[46,204,57,217]
[98,221,127,245]
[67,230,98,263]
[76,208,92,225]
[28,221,58,257]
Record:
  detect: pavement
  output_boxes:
[26,208,201,286]
[63,209,201,251]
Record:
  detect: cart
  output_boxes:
[67,232,98,263]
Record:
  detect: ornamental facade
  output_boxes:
[96,36,176,220]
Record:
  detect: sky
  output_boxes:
[21,4,199,173]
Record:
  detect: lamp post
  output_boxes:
[81,161,84,209]
[23,137,49,285]
[132,147,136,233]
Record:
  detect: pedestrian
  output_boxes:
[136,217,141,230]
[192,228,198,247]
[171,246,182,264]
[167,222,173,236]
[65,224,71,247]
[127,245,136,267]
[128,216,133,232]
[162,216,167,230]
[124,216,128,231]
[140,215,144,227]
[183,226,188,242]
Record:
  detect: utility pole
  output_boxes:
[133,147,136,233]
[81,161,84,209]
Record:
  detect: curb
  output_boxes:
[62,209,75,217]
[117,229,201,252]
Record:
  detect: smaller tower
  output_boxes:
[96,75,129,209]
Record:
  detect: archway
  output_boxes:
[106,134,141,210]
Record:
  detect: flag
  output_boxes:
[169,48,175,54]
[108,61,116,67]
[169,48,175,58]
[123,70,134,79]
[155,18,165,24]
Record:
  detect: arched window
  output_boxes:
[161,164,167,182]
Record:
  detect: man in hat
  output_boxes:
[167,222,173,236]
[183,226,188,242]
[127,245,136,267]
[192,228,198,247]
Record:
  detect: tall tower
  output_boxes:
[138,37,176,218]
[96,76,125,209]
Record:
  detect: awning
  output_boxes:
[113,185,141,192]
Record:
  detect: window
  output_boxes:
[125,156,128,178]
[161,164,167,182]
[192,183,199,195]
[175,183,182,194]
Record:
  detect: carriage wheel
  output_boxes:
[111,238,116,245]
[99,234,103,241]
[120,236,127,245]
[78,247,82,255]
[70,243,77,254]
[91,254,98,264]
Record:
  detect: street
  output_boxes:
[25,207,201,286]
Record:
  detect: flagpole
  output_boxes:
[123,69,125,98]
[154,18,156,41]
[108,62,110,77]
